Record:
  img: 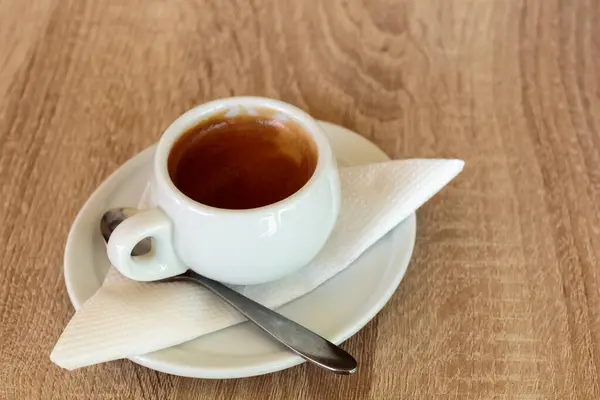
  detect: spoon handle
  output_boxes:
[180,270,357,374]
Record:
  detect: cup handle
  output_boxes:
[106,208,188,281]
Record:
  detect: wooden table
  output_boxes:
[1,0,599,398]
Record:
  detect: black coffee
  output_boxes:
[168,115,318,210]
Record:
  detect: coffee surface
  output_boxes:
[168,115,318,209]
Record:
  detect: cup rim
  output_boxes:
[153,96,335,214]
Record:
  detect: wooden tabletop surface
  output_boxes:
[2,0,600,398]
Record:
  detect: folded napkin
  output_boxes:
[51,159,464,370]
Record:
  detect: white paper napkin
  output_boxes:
[51,159,463,370]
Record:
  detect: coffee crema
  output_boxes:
[167,115,318,210]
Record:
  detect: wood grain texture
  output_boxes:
[1,0,599,398]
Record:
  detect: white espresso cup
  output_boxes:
[107,97,341,285]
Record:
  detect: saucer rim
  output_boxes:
[63,120,416,378]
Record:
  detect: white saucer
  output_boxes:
[64,121,416,379]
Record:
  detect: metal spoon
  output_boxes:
[101,207,358,375]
